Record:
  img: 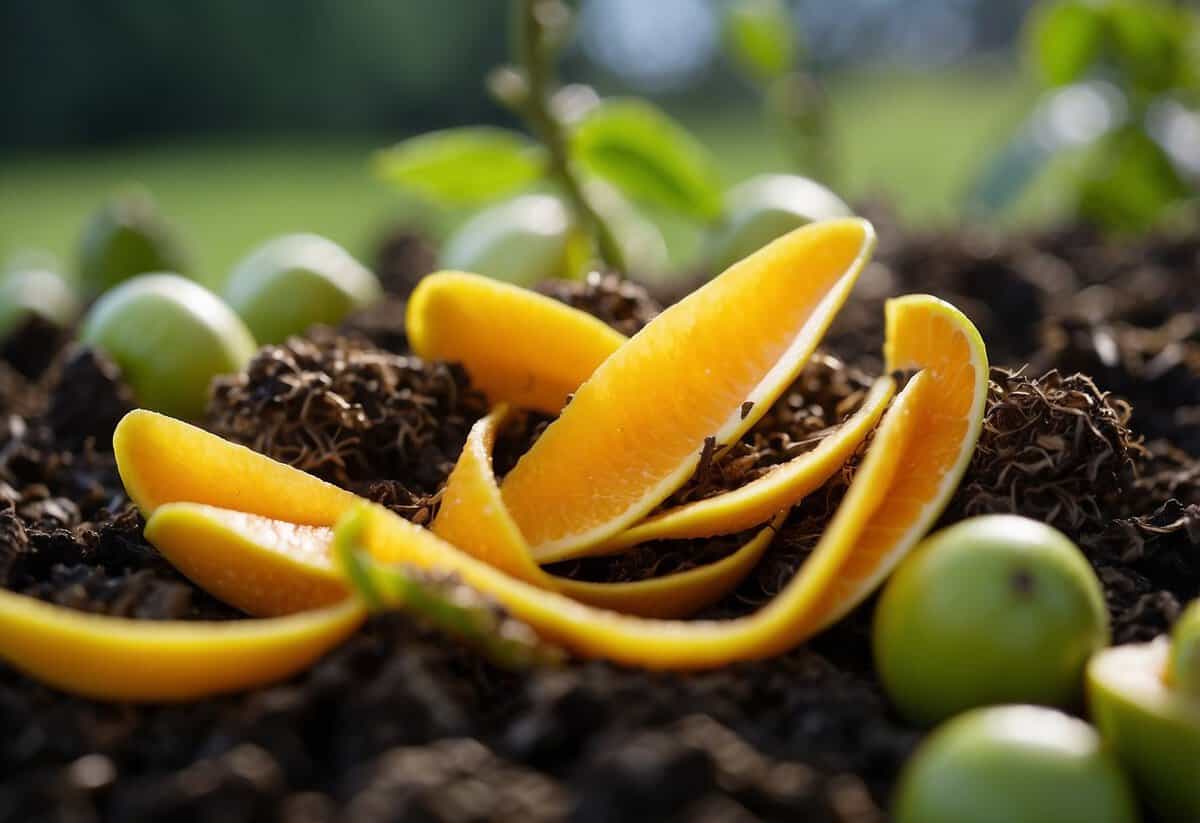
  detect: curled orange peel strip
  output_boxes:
[0,588,362,702]
[499,219,877,559]
[433,405,783,618]
[407,271,628,415]
[336,370,925,669]
[538,376,896,563]
[333,295,987,669]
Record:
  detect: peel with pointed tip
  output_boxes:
[338,303,984,671]
[552,376,895,562]
[0,588,362,702]
[407,271,628,414]
[115,409,359,524]
[501,218,877,559]
[434,405,781,618]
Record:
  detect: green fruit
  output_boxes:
[894,705,1139,823]
[440,194,574,286]
[81,273,256,419]
[707,174,851,273]
[0,267,80,339]
[224,234,381,344]
[874,514,1109,726]
[1168,598,1200,696]
[1089,637,1200,822]
[78,192,188,296]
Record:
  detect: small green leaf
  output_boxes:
[1076,126,1192,232]
[1026,0,1106,87]
[1106,0,1190,95]
[374,127,546,205]
[571,99,723,221]
[723,0,796,84]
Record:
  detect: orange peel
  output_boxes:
[115,408,358,525]
[407,271,628,415]
[543,375,896,562]
[337,287,988,670]
[433,405,781,618]
[500,218,876,560]
[138,405,777,621]
[0,587,362,702]
[334,367,922,668]
[145,503,347,617]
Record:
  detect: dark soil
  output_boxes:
[1,218,1198,822]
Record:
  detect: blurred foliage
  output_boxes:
[971,0,1199,231]
[374,128,546,206]
[0,0,508,147]
[569,99,723,221]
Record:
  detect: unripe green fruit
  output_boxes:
[440,195,574,286]
[1088,637,1200,822]
[224,234,382,344]
[894,705,1139,823]
[708,174,851,273]
[81,273,256,420]
[0,267,81,339]
[873,514,1109,726]
[78,192,188,296]
[1168,598,1200,696]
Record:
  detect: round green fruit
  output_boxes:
[873,514,1109,725]
[78,192,188,296]
[0,267,81,339]
[1089,637,1200,822]
[440,194,574,286]
[1168,598,1200,696]
[707,174,851,273]
[81,273,256,419]
[224,234,382,344]
[894,705,1139,823]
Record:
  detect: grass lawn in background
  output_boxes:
[0,68,1047,287]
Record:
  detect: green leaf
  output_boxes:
[1076,126,1192,232]
[723,0,796,84]
[571,99,723,221]
[1106,0,1190,95]
[1026,0,1106,87]
[374,127,546,205]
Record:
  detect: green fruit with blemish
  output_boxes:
[224,234,382,344]
[707,174,851,274]
[440,194,575,286]
[1088,601,1200,821]
[78,192,188,297]
[894,705,1139,823]
[0,266,81,340]
[873,514,1109,726]
[81,273,256,419]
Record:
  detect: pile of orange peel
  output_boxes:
[0,218,989,701]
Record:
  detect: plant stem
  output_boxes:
[511,0,626,272]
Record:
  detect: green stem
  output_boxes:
[511,0,626,272]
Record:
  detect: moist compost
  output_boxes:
[1,219,1198,822]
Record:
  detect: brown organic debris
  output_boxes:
[535,271,662,337]
[207,330,487,494]
[945,367,1145,535]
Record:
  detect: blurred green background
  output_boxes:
[2,0,1184,286]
